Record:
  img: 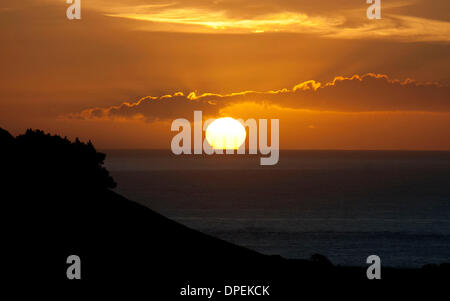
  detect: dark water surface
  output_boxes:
[104,150,450,267]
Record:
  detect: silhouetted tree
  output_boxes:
[1,127,116,194]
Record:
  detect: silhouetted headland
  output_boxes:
[2,128,448,292]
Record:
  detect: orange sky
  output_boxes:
[1,0,449,149]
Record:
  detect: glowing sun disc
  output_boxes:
[206,117,246,150]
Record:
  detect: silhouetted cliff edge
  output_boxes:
[2,128,448,293]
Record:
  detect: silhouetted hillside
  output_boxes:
[2,128,448,295]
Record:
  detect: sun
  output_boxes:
[205,117,246,150]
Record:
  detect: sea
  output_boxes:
[104,150,450,268]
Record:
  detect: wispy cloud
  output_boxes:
[106,8,344,34]
[328,14,450,42]
[85,0,450,42]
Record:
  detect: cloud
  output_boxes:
[68,74,450,122]
[105,9,344,34]
[8,0,450,42]
[87,0,450,42]
[327,14,450,42]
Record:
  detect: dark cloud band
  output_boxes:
[68,74,450,122]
